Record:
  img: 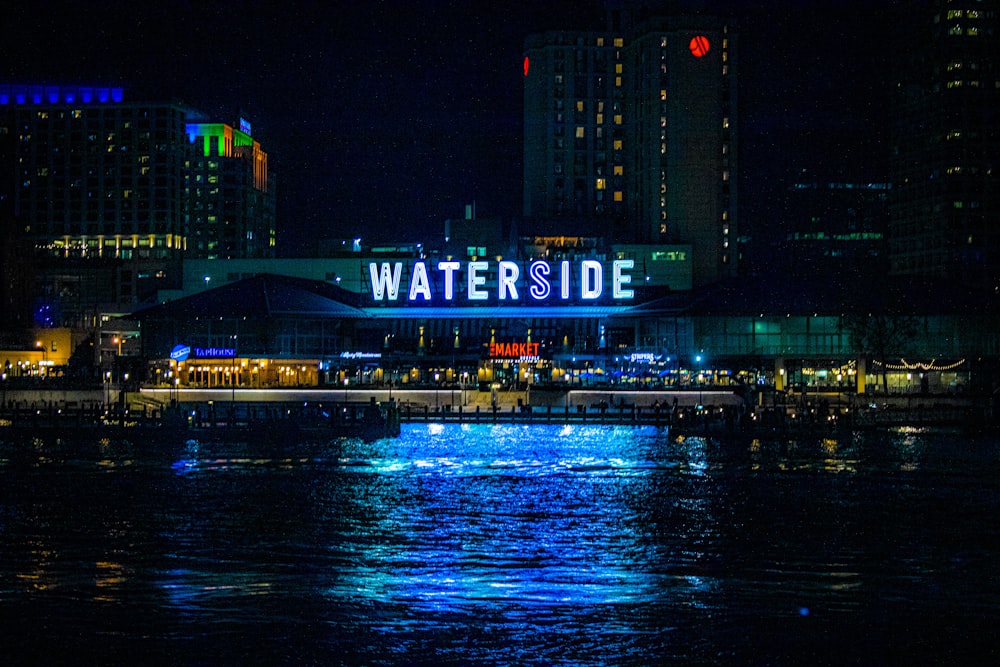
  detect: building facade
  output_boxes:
[131,259,1000,398]
[522,12,737,287]
[0,84,275,325]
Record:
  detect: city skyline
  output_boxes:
[5,1,888,254]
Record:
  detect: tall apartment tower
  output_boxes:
[523,12,737,287]
[888,1,999,288]
[0,85,275,320]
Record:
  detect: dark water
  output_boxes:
[2,424,999,666]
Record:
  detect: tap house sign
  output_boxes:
[170,344,235,362]
[368,259,636,302]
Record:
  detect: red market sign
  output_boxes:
[489,342,540,360]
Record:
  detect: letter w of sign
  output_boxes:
[369,262,402,301]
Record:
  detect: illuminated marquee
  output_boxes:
[490,342,541,361]
[368,259,635,302]
[195,347,236,358]
[340,351,382,360]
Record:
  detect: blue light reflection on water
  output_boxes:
[2,423,1000,665]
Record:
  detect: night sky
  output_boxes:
[4,0,888,255]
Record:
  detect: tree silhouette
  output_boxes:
[842,313,920,394]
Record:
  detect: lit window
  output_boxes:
[614,38,623,47]
[596,178,606,190]
[597,37,604,46]
[660,89,666,101]
[614,191,623,202]
[576,100,584,112]
[575,126,585,138]
[613,140,623,150]
[722,117,729,129]
[613,165,623,176]
[615,77,622,87]
[614,114,623,125]
[615,64,623,74]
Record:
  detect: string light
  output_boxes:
[871,358,966,371]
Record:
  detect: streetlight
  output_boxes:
[231,334,238,403]
[35,341,47,377]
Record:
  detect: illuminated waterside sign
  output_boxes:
[368,259,635,302]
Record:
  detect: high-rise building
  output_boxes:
[0,84,275,322]
[888,1,999,288]
[523,11,737,287]
[777,170,890,280]
[186,119,275,259]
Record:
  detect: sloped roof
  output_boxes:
[132,273,369,320]
[622,275,1000,317]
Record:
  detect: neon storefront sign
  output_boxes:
[489,341,541,361]
[368,259,635,302]
[171,344,235,360]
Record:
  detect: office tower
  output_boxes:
[523,12,737,287]
[888,1,999,288]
